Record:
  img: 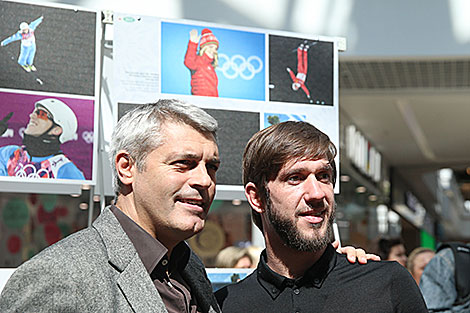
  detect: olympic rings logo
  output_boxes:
[217,53,263,80]
[15,164,50,178]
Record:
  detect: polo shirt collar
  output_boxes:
[257,244,337,299]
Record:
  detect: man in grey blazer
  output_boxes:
[0,99,222,312]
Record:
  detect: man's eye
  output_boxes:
[287,175,302,182]
[207,163,219,173]
[318,172,332,182]
[174,160,193,168]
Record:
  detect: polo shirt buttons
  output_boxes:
[161,259,168,266]
[271,288,277,294]
[293,288,300,295]
[313,278,320,284]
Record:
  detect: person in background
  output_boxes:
[377,237,408,267]
[215,121,427,312]
[215,246,253,269]
[420,242,470,312]
[245,245,263,268]
[406,247,435,285]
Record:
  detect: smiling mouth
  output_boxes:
[299,209,325,216]
[298,210,326,224]
[177,198,206,210]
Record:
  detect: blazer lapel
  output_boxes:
[182,249,221,313]
[117,253,168,313]
[93,207,168,313]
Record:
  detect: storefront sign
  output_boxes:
[346,125,382,183]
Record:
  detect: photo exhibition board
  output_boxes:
[0,0,101,189]
[113,13,340,197]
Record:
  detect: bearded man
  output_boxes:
[215,121,427,313]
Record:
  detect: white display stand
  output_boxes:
[0,268,16,293]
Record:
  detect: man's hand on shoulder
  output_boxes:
[332,240,381,264]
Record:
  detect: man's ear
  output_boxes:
[49,125,62,137]
[115,151,135,186]
[245,182,265,214]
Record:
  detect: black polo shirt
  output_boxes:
[111,205,200,313]
[215,245,428,313]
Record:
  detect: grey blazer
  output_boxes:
[0,207,221,313]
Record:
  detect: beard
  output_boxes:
[265,189,336,252]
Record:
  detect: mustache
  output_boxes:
[175,190,211,207]
[296,201,337,216]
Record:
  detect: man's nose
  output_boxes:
[303,175,326,201]
[189,164,213,189]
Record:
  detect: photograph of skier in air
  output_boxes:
[286,41,315,103]
[184,28,220,97]
[269,34,333,105]
[1,16,44,73]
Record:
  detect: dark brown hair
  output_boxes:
[242,121,337,230]
[377,237,405,260]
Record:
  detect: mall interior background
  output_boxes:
[1,0,469,267]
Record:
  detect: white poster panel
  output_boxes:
[113,13,339,196]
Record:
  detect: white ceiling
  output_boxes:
[340,89,470,171]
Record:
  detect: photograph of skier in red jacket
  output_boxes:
[184,28,219,97]
[286,41,313,103]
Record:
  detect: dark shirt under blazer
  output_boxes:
[215,245,428,313]
[110,205,199,313]
[0,206,220,313]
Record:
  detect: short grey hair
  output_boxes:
[109,99,218,195]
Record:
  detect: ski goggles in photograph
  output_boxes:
[34,108,53,121]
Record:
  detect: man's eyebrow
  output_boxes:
[167,152,199,160]
[322,163,334,172]
[281,163,333,176]
[167,152,220,164]
[282,167,308,176]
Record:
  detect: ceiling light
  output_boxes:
[340,175,351,182]
[464,200,470,212]
[355,186,367,193]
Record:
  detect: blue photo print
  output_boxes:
[263,112,307,128]
[161,21,265,100]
